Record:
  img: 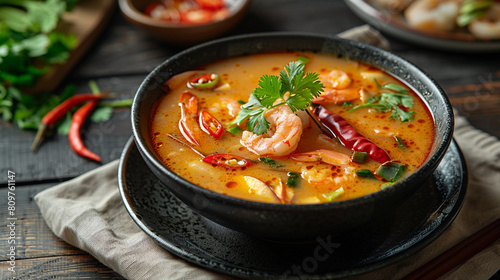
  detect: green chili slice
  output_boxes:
[188,73,219,89]
[323,187,345,202]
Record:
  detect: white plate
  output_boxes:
[345,0,500,52]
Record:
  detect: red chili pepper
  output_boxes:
[144,3,162,17]
[202,154,252,168]
[199,110,224,140]
[194,0,225,11]
[313,105,391,163]
[31,94,104,151]
[68,100,101,162]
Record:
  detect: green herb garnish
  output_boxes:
[258,157,285,169]
[348,92,415,122]
[395,136,406,149]
[227,126,243,135]
[233,61,323,135]
[0,0,81,131]
[457,0,493,27]
[286,171,301,187]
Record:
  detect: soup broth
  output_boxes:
[150,52,435,204]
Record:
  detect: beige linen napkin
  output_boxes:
[35,26,500,279]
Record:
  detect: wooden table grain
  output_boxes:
[1,0,499,279]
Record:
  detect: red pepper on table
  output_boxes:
[202,154,252,168]
[31,94,104,151]
[313,105,391,163]
[199,110,224,140]
[68,100,101,162]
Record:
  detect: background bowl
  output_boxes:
[131,32,454,241]
[118,0,251,46]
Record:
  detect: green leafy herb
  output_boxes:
[233,61,323,135]
[395,136,406,149]
[286,171,301,187]
[0,0,81,131]
[349,92,415,122]
[342,101,353,107]
[258,157,285,169]
[227,126,243,135]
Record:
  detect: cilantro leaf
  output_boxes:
[349,92,415,122]
[234,60,324,135]
[253,75,282,107]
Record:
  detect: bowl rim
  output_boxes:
[131,31,454,210]
[118,0,251,29]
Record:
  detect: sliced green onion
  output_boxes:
[227,126,243,135]
[355,169,376,179]
[323,187,344,202]
[381,182,396,189]
[395,136,406,149]
[375,162,407,182]
[457,0,493,26]
[351,151,368,163]
[237,100,246,105]
[342,101,353,107]
[286,171,301,187]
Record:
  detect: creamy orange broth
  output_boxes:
[150,52,435,204]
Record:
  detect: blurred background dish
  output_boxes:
[118,0,251,46]
[344,0,500,52]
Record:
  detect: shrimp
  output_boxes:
[178,91,200,146]
[320,70,352,90]
[290,149,351,166]
[469,3,500,40]
[241,104,302,156]
[313,70,360,105]
[404,0,462,32]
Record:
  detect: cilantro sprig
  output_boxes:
[349,80,415,122]
[233,61,323,135]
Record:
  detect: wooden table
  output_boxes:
[1,0,499,278]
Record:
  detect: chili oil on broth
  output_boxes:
[150,52,435,204]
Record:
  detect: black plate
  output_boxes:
[118,137,467,279]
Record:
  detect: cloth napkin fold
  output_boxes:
[35,26,500,280]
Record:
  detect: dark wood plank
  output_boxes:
[0,255,125,280]
[0,184,84,260]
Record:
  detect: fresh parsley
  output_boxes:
[233,61,323,135]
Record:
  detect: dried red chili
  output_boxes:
[313,105,391,163]
[68,100,101,162]
[202,154,252,168]
[31,94,104,151]
[199,110,224,140]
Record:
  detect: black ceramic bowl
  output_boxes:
[131,32,454,241]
